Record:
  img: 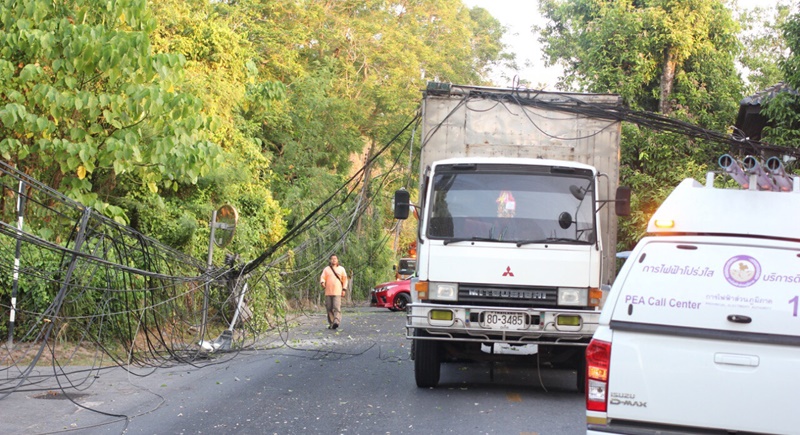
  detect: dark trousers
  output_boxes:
[325,295,341,326]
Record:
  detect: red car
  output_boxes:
[370,279,411,311]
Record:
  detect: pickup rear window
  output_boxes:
[609,239,800,342]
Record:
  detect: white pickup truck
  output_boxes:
[586,158,800,434]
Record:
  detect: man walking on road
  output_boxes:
[320,254,348,330]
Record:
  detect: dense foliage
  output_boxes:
[761,7,800,147]
[0,0,509,325]
[0,0,795,328]
[737,3,792,95]
[0,0,222,222]
[539,0,748,249]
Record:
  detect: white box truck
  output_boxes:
[394,82,630,389]
[586,156,800,434]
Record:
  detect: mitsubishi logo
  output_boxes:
[502,266,514,277]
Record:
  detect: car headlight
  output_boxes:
[558,288,588,306]
[429,282,458,301]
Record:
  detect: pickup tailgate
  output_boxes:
[605,239,800,433]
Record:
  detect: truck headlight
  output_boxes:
[429,282,458,301]
[558,288,587,306]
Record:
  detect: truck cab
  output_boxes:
[402,157,629,389]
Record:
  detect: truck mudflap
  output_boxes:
[405,302,599,345]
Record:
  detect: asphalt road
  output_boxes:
[1,305,586,435]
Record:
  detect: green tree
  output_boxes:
[143,0,288,262]
[760,11,800,148]
[0,0,222,223]
[539,0,741,117]
[737,3,791,94]
[231,0,509,260]
[247,0,509,217]
[538,0,744,252]
[1,0,513,317]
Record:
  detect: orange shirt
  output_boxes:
[320,265,348,296]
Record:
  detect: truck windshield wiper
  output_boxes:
[443,236,506,245]
[515,237,588,247]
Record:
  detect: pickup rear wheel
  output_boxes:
[414,337,441,388]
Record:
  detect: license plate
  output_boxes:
[481,311,527,330]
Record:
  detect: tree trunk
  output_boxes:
[659,47,677,114]
[355,139,375,234]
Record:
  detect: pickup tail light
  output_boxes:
[586,338,611,412]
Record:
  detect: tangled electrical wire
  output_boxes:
[461,84,800,161]
[2,82,793,433]
[0,160,251,400]
[0,109,422,411]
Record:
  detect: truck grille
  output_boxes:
[458,284,558,308]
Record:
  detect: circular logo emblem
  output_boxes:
[723,255,761,288]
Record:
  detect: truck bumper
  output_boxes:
[405,302,599,345]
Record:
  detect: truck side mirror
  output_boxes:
[394,189,410,220]
[615,186,631,217]
[558,212,573,229]
[569,185,587,200]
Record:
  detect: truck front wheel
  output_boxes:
[414,337,441,388]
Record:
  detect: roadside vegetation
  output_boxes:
[0,0,797,336]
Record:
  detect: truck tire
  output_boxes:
[415,338,441,388]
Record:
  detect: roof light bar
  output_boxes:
[742,156,777,191]
[719,154,797,192]
[719,154,749,189]
[766,157,794,192]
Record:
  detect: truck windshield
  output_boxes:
[427,169,596,244]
